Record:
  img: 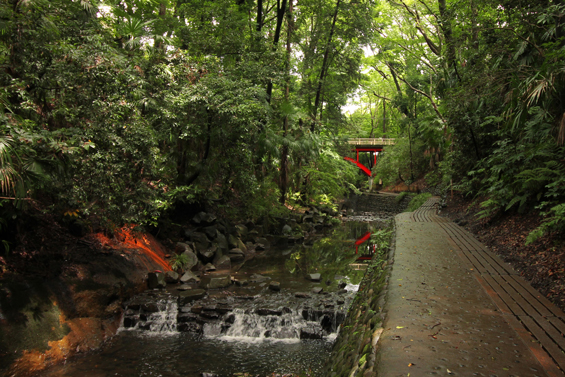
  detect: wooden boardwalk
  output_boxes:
[412,197,565,376]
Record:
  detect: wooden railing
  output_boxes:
[347,138,395,146]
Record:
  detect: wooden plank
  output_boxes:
[504,315,565,377]
[492,275,544,317]
[442,223,512,276]
[510,275,565,318]
[446,237,475,269]
[479,248,518,275]
[457,247,490,275]
[440,223,497,275]
[520,315,565,373]
[477,275,513,314]
[474,248,517,276]
[438,223,487,273]
[446,224,517,275]
[533,315,565,352]
[485,275,526,316]
[548,317,565,336]
[504,276,555,317]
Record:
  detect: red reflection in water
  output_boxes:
[354,231,372,254]
[93,225,171,272]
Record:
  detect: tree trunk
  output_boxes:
[257,0,263,32]
[157,2,167,50]
[311,0,341,131]
[279,0,293,205]
[382,100,386,137]
[438,0,459,79]
[266,0,288,104]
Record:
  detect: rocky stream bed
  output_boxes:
[0,192,409,377]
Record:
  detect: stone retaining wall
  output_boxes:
[323,223,395,377]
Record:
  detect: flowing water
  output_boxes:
[41,217,390,377]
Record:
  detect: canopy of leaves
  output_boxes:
[0,0,376,239]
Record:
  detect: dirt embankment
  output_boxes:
[0,214,170,377]
[440,194,565,312]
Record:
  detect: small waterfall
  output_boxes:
[217,308,304,340]
[121,293,178,334]
[121,290,352,341]
[203,308,331,342]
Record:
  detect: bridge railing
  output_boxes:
[347,138,395,146]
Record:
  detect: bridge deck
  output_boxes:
[347,138,395,147]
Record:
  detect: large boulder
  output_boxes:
[228,234,239,249]
[147,272,166,289]
[175,243,198,270]
[190,231,211,252]
[183,250,199,271]
[236,238,248,253]
[175,242,193,254]
[178,289,206,305]
[213,255,231,270]
[192,212,217,226]
[180,271,200,284]
[308,273,321,282]
[229,235,247,253]
[198,245,217,263]
[300,325,323,340]
[249,273,269,283]
[206,275,231,289]
[202,225,217,240]
[215,231,229,253]
[269,281,281,291]
[255,237,271,250]
[164,271,179,284]
[234,224,248,240]
[228,248,245,262]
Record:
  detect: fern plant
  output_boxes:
[170,253,189,272]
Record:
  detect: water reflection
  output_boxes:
[41,332,331,377]
[285,221,391,287]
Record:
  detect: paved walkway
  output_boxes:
[376,197,565,377]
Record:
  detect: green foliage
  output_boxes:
[527,204,565,244]
[170,253,189,272]
[395,191,412,204]
[374,137,427,187]
[369,227,392,251]
[300,148,361,205]
[405,193,432,212]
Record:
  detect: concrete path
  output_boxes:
[376,197,565,377]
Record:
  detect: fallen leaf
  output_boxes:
[396,326,404,329]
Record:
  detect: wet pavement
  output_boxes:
[376,198,565,377]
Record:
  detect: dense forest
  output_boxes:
[1,0,564,252]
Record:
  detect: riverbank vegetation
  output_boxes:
[1,0,564,292]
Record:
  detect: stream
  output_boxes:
[40,197,398,377]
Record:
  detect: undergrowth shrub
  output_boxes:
[405,192,432,212]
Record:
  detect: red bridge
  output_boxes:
[344,138,395,176]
